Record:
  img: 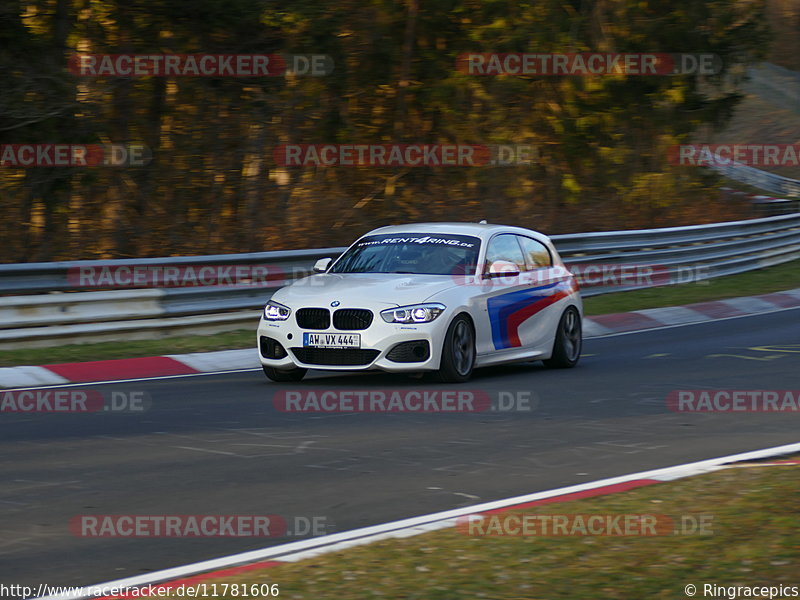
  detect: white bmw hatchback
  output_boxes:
[257,222,582,382]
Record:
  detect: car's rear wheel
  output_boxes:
[262,365,307,382]
[542,306,582,368]
[433,314,475,383]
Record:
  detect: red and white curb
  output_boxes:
[0,349,261,389]
[581,287,800,336]
[2,287,799,389]
[39,441,800,600]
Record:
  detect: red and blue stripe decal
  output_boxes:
[487,280,573,349]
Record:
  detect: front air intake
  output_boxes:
[333,309,373,330]
[295,308,330,330]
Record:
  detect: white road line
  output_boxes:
[1,368,262,392]
[38,440,800,600]
[173,446,239,456]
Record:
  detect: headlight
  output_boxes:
[264,300,291,321]
[380,303,445,324]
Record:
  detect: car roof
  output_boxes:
[365,222,552,243]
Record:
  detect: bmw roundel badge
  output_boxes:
[331,301,340,307]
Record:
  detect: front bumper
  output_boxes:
[257,305,449,372]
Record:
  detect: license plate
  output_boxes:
[303,332,361,348]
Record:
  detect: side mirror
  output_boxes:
[484,260,520,278]
[313,257,333,273]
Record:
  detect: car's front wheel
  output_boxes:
[433,314,476,383]
[542,306,582,368]
[262,365,307,382]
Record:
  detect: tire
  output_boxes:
[262,365,307,382]
[542,306,582,369]
[432,314,476,383]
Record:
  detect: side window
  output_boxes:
[484,234,526,273]
[517,236,552,270]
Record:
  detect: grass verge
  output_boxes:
[173,462,799,599]
[1,259,798,367]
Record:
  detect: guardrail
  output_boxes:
[712,63,800,199]
[711,161,800,199]
[720,188,800,217]
[0,247,339,295]
[1,212,799,348]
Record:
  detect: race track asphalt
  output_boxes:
[1,308,798,587]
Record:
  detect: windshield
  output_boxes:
[329,233,481,275]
